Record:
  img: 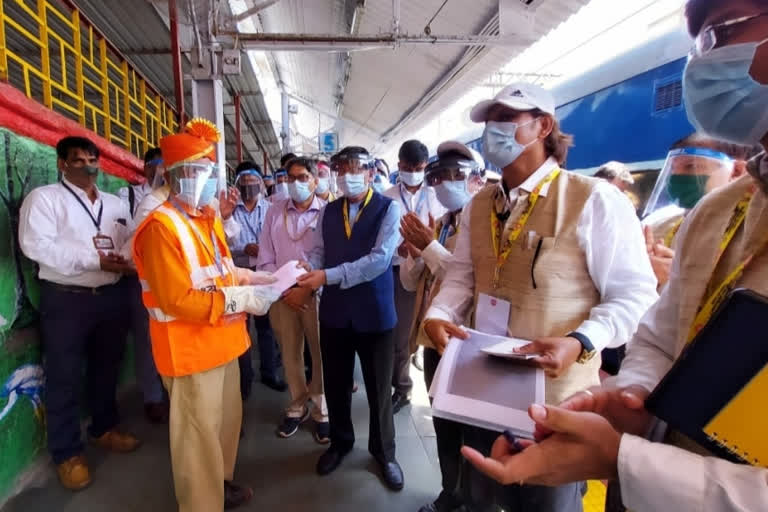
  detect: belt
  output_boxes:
[44,280,119,295]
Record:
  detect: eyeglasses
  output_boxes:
[693,12,768,56]
[286,173,313,183]
[426,168,468,186]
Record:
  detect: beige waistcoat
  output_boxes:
[665,174,768,455]
[469,171,603,405]
[409,214,462,352]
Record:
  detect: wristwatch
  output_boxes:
[568,331,597,364]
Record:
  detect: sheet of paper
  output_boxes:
[481,338,538,361]
[475,293,511,336]
[269,260,307,295]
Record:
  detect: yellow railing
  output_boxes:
[0,0,178,158]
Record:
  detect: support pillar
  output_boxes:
[281,91,290,156]
[191,78,227,185]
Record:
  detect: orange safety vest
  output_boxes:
[133,202,249,377]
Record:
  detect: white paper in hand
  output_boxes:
[269,260,307,295]
[481,337,538,361]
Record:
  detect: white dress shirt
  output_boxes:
[610,216,768,512]
[424,157,659,352]
[19,178,131,287]
[384,182,446,266]
[118,182,152,218]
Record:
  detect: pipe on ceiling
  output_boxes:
[229,31,530,51]
[169,0,186,125]
[233,0,282,23]
[234,93,243,163]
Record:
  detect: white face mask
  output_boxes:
[339,174,367,197]
[435,180,471,212]
[400,170,425,187]
[316,177,330,194]
[272,182,289,199]
[482,119,539,169]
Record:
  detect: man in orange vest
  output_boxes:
[133,119,281,512]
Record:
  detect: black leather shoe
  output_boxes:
[391,391,411,414]
[379,460,404,491]
[316,447,349,476]
[224,481,253,509]
[261,376,287,392]
[418,491,463,512]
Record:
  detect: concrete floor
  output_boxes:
[3,360,441,512]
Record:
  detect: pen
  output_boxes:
[503,430,526,452]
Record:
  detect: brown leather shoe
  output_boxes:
[224,481,253,509]
[56,455,92,491]
[90,429,142,453]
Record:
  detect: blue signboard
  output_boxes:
[319,131,338,153]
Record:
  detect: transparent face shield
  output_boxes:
[643,147,734,219]
[168,162,220,210]
[235,170,265,202]
[425,156,477,211]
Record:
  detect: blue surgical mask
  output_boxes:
[435,180,471,212]
[482,120,538,169]
[288,181,313,203]
[178,177,217,208]
[340,174,367,197]
[400,171,425,187]
[316,177,330,194]
[684,40,768,145]
[273,182,289,199]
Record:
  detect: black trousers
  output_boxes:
[40,279,129,464]
[424,348,466,509]
[320,325,396,462]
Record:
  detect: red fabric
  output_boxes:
[0,82,145,184]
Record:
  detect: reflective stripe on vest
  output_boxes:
[155,205,222,289]
[147,307,176,322]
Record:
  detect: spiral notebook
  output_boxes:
[646,289,768,467]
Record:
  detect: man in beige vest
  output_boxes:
[422,83,658,511]
[399,141,484,512]
[460,2,768,511]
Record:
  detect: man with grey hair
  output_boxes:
[593,161,634,192]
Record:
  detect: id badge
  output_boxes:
[93,234,115,250]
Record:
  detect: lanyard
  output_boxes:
[435,215,458,246]
[62,182,103,232]
[241,202,263,242]
[399,184,427,215]
[664,217,685,248]
[283,203,320,242]
[686,190,768,344]
[490,167,561,288]
[170,199,224,276]
[342,188,374,239]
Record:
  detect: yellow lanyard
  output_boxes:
[342,188,373,239]
[434,215,459,246]
[686,190,767,344]
[664,217,685,248]
[490,167,561,287]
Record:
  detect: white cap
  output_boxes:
[470,82,556,122]
[436,141,485,169]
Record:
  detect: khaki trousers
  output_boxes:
[269,297,327,421]
[162,359,241,512]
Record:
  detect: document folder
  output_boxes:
[646,289,768,466]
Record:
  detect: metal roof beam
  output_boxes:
[228,31,535,51]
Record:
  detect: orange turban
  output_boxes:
[160,118,221,169]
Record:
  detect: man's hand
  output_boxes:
[515,337,582,378]
[244,243,260,258]
[296,260,312,272]
[297,270,326,290]
[461,404,621,486]
[423,319,468,354]
[403,241,422,259]
[400,212,435,251]
[219,186,240,220]
[282,286,313,312]
[397,243,409,258]
[539,384,652,439]
[643,225,656,255]
[99,252,132,274]
[648,243,674,288]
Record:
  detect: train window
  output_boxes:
[653,74,684,114]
